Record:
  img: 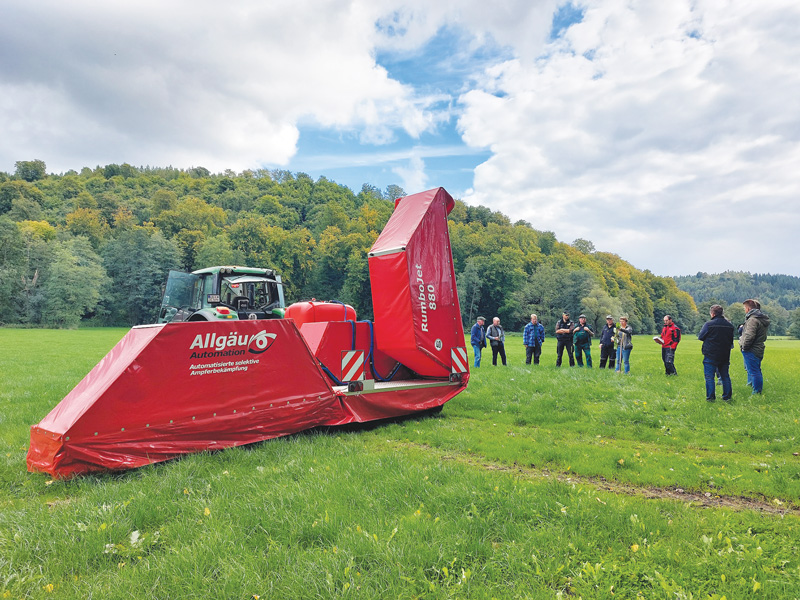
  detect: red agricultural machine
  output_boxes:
[28,188,470,477]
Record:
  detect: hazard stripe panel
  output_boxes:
[341,350,365,381]
[451,347,468,373]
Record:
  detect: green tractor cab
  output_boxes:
[158,266,285,323]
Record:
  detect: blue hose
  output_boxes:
[324,300,403,383]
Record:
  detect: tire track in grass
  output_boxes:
[393,440,800,516]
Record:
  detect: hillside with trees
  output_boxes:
[673,271,800,337]
[2,159,699,334]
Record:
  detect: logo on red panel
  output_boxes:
[247,331,277,354]
[189,330,277,358]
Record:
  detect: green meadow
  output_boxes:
[1,328,799,599]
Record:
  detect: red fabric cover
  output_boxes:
[28,320,347,476]
[341,382,467,422]
[369,188,464,377]
[28,187,470,477]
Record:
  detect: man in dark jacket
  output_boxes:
[598,315,616,369]
[555,311,575,367]
[740,299,770,394]
[470,316,486,368]
[697,305,734,402]
[573,314,594,367]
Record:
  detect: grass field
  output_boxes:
[1,328,799,599]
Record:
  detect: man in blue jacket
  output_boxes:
[470,316,486,368]
[598,315,616,369]
[697,304,734,402]
[523,314,545,365]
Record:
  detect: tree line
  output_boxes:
[2,159,790,336]
[673,271,800,337]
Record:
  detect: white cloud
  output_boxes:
[392,154,428,192]
[459,0,800,274]
[3,0,798,276]
[0,0,444,172]
[372,0,557,57]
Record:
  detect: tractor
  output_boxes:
[158,266,285,323]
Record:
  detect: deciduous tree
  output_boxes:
[14,160,47,182]
[41,238,107,327]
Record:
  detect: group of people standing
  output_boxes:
[469,299,770,402]
[698,299,770,401]
[470,311,634,373]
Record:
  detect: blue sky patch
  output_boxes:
[550,2,585,40]
[376,25,512,96]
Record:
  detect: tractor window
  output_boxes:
[202,275,215,305]
[220,278,241,307]
[221,275,275,309]
[159,271,202,322]
[161,271,201,309]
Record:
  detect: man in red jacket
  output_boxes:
[656,315,681,375]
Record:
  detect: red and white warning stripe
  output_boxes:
[451,347,468,373]
[341,350,365,381]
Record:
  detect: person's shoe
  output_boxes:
[722,397,732,402]
[706,396,716,402]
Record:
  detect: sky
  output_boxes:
[2,0,799,277]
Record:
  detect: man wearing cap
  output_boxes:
[523,313,545,365]
[573,314,594,367]
[470,316,487,368]
[598,315,616,369]
[555,311,576,367]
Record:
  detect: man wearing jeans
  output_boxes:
[697,305,734,402]
[470,316,486,368]
[740,299,770,394]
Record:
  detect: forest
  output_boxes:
[2,159,793,336]
[674,271,800,337]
